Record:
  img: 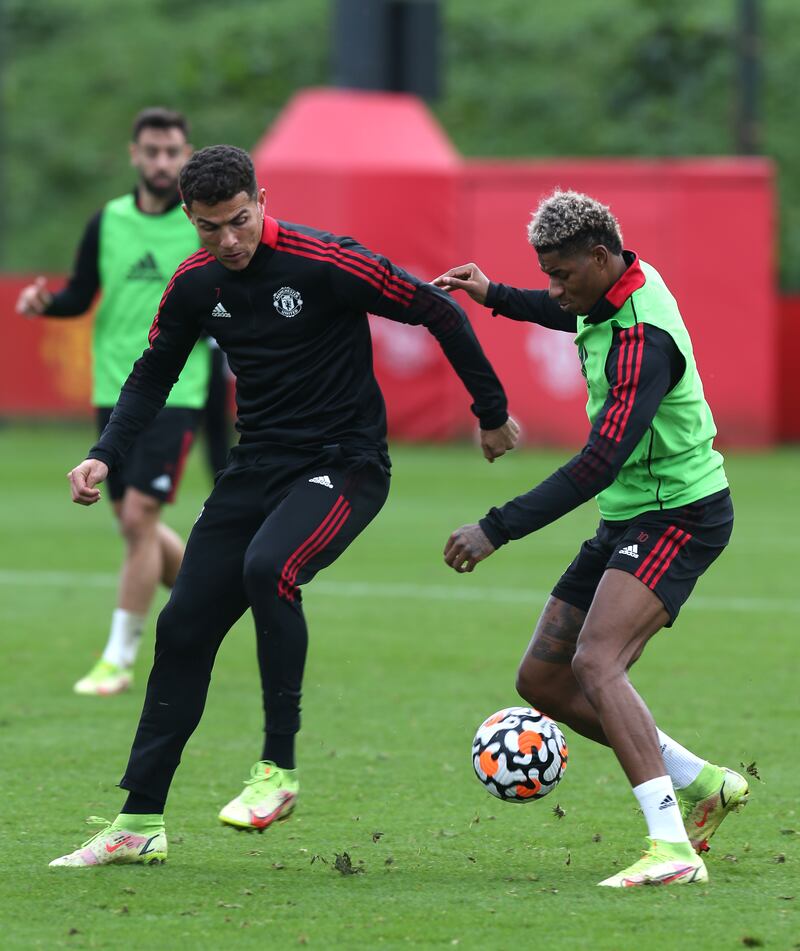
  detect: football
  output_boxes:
[472,706,568,802]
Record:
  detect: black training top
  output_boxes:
[88,216,508,471]
[478,276,685,546]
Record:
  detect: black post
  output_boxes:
[736,0,761,155]
[0,0,6,268]
[332,0,441,101]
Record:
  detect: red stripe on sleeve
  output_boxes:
[599,324,644,443]
[613,323,645,442]
[276,240,411,306]
[278,228,416,302]
[166,429,195,504]
[282,229,416,297]
[148,252,213,346]
[599,328,634,439]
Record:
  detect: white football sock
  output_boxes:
[633,774,689,844]
[656,728,707,790]
[101,609,146,668]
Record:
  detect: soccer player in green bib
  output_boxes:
[16,108,210,696]
[435,189,748,888]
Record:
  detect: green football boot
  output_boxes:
[73,659,133,696]
[678,764,749,853]
[218,761,298,831]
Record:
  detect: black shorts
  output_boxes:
[97,406,200,504]
[552,489,734,624]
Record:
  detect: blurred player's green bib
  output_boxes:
[93,193,209,408]
[575,260,727,520]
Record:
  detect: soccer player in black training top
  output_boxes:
[50,145,519,867]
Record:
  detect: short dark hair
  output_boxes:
[179,145,257,209]
[132,107,190,142]
[528,189,623,256]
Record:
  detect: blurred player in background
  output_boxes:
[48,145,519,868]
[16,108,213,697]
[436,189,748,888]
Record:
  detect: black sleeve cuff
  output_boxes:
[485,282,501,313]
[479,510,510,548]
[87,448,117,470]
[477,409,509,431]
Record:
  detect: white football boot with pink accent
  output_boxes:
[598,838,707,887]
[49,817,166,867]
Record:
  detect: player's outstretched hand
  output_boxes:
[16,277,52,317]
[444,523,495,573]
[68,459,109,506]
[431,263,490,305]
[480,416,520,463]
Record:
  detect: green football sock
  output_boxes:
[113,813,165,833]
[679,762,723,800]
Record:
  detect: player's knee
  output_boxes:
[155,598,196,654]
[571,642,614,694]
[516,664,566,719]
[119,498,160,543]
[242,547,283,597]
[515,663,540,705]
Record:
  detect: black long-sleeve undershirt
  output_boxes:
[44,212,101,316]
[479,322,685,546]
[485,282,577,332]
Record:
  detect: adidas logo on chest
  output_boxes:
[211,302,231,319]
[127,252,163,282]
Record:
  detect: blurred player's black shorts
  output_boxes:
[96,406,201,504]
[552,489,733,624]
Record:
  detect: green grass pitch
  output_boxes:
[1,423,798,949]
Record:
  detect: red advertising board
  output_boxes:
[0,277,92,415]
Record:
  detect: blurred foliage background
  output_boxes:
[3,0,798,283]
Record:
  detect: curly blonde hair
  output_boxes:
[528,189,623,255]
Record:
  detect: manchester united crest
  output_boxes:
[273,286,303,318]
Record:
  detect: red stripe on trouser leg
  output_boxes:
[647,530,692,589]
[639,534,682,587]
[635,526,677,581]
[284,504,352,592]
[166,430,195,503]
[278,505,352,602]
[278,496,351,602]
[281,503,352,601]
[282,496,348,580]
[639,529,687,587]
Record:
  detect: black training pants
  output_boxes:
[119,449,390,803]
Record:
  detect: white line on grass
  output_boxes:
[0,568,797,615]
